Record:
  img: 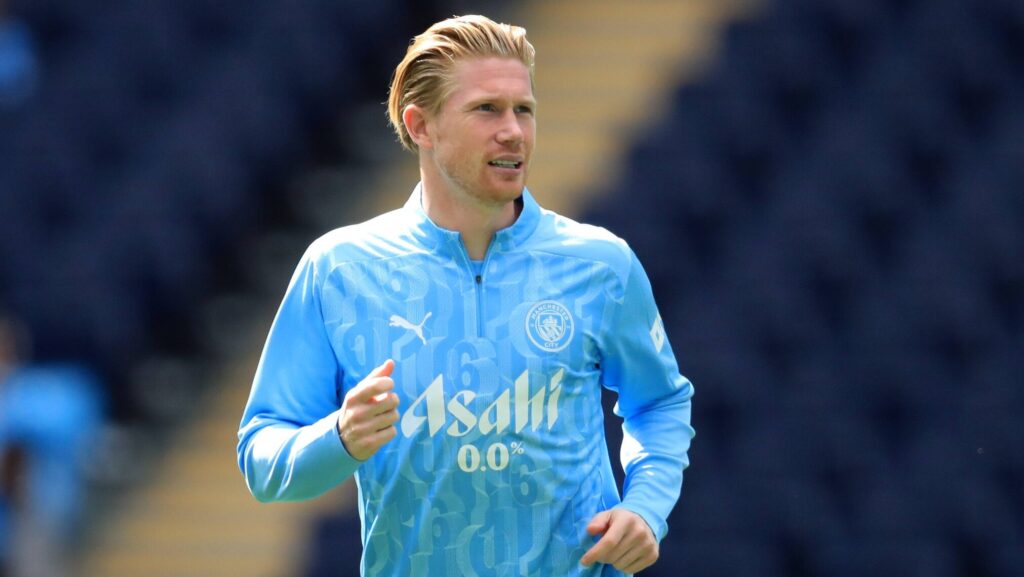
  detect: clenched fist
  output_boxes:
[581,508,659,574]
[337,359,400,461]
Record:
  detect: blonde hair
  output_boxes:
[387,14,535,151]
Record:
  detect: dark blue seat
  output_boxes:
[655,537,784,577]
[992,543,1024,577]
[177,0,260,53]
[97,2,197,114]
[812,539,956,577]
[191,53,300,173]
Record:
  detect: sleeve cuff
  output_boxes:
[305,410,363,480]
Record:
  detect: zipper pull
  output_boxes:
[475,275,482,284]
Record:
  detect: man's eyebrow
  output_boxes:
[463,95,537,108]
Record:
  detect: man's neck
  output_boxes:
[420,177,521,261]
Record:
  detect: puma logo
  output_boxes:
[389,312,432,345]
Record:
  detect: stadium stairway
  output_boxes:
[76,355,346,577]
[523,0,758,217]
[73,2,759,576]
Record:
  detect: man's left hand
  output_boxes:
[581,508,659,574]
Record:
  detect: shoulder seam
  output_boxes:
[521,248,630,300]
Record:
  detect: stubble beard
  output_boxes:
[437,152,526,209]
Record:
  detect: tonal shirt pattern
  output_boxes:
[237,186,695,577]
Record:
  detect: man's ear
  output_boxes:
[403,104,433,150]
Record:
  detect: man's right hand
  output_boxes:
[337,359,400,461]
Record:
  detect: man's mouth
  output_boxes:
[488,159,523,169]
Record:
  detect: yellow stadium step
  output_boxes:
[76,361,355,577]
[522,0,759,216]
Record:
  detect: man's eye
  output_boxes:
[515,106,534,115]
[478,104,496,112]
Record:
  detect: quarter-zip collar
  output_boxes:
[402,182,541,256]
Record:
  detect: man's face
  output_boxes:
[426,57,536,207]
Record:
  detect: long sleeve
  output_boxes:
[600,250,695,541]
[236,246,362,502]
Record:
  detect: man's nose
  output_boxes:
[496,110,524,145]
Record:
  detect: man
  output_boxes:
[0,312,103,577]
[0,0,39,107]
[237,15,694,576]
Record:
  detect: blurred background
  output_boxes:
[0,0,1021,576]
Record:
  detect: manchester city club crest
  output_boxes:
[525,301,575,352]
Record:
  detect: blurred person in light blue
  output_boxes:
[0,0,37,108]
[0,312,104,577]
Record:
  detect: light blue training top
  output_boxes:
[238,185,695,577]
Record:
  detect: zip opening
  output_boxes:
[474,273,484,336]
[458,240,496,339]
